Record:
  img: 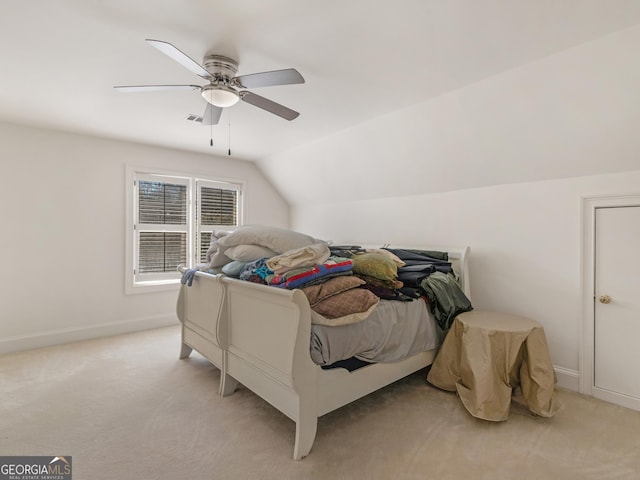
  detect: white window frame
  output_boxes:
[125,166,244,294]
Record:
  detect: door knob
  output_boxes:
[599,295,612,304]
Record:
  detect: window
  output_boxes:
[196,180,239,264]
[126,168,243,292]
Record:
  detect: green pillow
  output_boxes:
[351,252,398,281]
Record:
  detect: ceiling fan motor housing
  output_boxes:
[203,54,239,85]
[201,55,241,107]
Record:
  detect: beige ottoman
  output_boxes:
[427,310,559,421]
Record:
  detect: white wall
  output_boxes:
[0,121,289,354]
[258,25,640,391]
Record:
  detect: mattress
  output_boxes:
[309,298,444,366]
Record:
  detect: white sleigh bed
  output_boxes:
[176,244,470,460]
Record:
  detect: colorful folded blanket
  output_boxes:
[267,257,353,289]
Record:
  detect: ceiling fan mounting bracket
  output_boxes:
[202,54,239,83]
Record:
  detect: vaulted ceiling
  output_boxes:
[1,1,640,162]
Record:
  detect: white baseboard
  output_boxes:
[593,387,640,412]
[0,315,179,355]
[554,365,580,392]
[1,327,587,394]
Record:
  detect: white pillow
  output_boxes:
[205,231,233,267]
[217,225,320,254]
[225,244,277,262]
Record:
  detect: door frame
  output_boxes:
[580,193,640,397]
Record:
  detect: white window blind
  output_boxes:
[197,180,240,263]
[129,171,242,290]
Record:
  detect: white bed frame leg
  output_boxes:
[219,374,240,397]
[179,342,193,359]
[293,398,318,460]
[177,290,192,360]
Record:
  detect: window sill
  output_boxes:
[126,279,181,295]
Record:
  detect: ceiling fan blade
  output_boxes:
[145,39,211,79]
[240,91,300,121]
[202,104,222,125]
[234,68,304,89]
[114,84,201,93]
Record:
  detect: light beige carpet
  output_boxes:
[1,326,639,480]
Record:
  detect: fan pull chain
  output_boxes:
[228,113,231,156]
[210,111,214,147]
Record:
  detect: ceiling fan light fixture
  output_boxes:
[201,85,239,107]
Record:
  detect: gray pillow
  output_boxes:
[221,260,250,277]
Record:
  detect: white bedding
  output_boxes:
[309,298,444,366]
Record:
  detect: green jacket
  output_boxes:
[420,272,473,330]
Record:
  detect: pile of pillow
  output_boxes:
[205,224,322,269]
[201,225,407,326]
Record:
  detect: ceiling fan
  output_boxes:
[114,39,305,125]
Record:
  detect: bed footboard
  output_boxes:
[176,272,227,383]
[220,276,320,459]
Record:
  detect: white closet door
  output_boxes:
[594,206,640,411]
